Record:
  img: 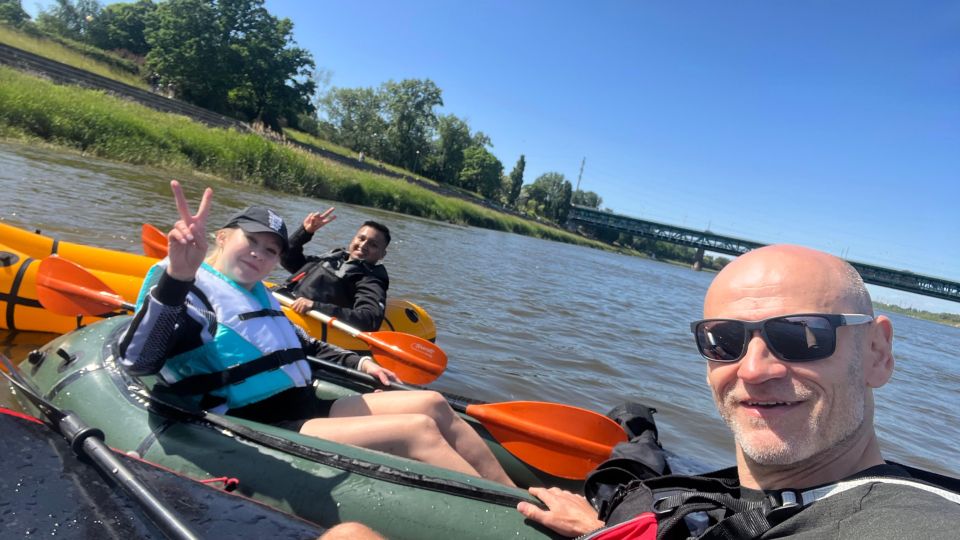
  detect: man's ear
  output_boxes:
[864,315,894,388]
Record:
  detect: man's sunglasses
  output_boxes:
[690,313,874,363]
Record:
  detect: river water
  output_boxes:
[2,140,958,478]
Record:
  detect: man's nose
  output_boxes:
[736,330,789,383]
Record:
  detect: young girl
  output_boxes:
[118,180,514,486]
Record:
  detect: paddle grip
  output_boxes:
[58,412,106,455]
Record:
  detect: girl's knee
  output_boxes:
[402,414,451,453]
[426,390,450,408]
[412,390,452,415]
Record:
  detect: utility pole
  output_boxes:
[575,157,586,193]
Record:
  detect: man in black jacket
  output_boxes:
[279,208,390,332]
[517,244,960,539]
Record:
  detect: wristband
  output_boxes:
[357,356,372,371]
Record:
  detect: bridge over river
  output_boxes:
[567,206,960,303]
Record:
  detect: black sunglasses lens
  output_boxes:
[765,316,836,361]
[696,320,746,361]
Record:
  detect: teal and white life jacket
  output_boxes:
[148,262,311,411]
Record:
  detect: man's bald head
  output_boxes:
[699,245,895,484]
[704,245,872,320]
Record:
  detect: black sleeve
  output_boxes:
[312,267,388,332]
[280,225,317,274]
[117,270,216,376]
[293,324,362,370]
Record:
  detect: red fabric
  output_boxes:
[592,512,658,539]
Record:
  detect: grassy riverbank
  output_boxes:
[0,25,145,89]
[0,66,608,249]
[874,302,960,328]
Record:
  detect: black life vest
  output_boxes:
[581,464,960,540]
[283,249,388,308]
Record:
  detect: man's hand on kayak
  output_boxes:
[166,180,212,282]
[289,297,315,314]
[516,487,604,537]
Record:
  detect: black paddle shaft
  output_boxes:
[307,355,482,413]
[0,357,199,540]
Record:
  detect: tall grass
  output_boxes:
[0,66,606,249]
[0,24,147,89]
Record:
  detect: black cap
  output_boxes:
[222,206,289,253]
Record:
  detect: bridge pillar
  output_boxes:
[692,247,705,271]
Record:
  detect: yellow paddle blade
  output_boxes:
[465,401,627,480]
[366,331,448,384]
[142,223,168,259]
[36,256,132,316]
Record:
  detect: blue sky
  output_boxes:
[26,1,960,312]
[266,0,960,312]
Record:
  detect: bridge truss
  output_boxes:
[567,205,959,303]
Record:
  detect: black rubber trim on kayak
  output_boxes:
[4,256,41,331]
[44,363,104,401]
[50,237,59,255]
[92,319,528,508]
[135,418,177,458]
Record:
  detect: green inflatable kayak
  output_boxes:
[11,316,578,539]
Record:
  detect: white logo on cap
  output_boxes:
[267,210,284,233]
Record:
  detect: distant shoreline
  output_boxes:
[874,301,960,328]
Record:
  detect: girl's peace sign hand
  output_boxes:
[166,180,214,282]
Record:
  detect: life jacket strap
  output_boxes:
[163,348,305,395]
[238,309,285,320]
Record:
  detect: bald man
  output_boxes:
[518,245,960,539]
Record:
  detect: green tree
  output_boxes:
[458,145,503,198]
[525,172,573,222]
[381,78,442,172]
[571,189,602,209]
[87,1,155,55]
[36,0,101,41]
[321,86,387,156]
[145,0,228,110]
[0,0,30,27]
[505,154,525,207]
[471,130,492,149]
[226,11,315,129]
[427,114,471,184]
[145,0,313,128]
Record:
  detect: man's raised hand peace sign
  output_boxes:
[165,180,213,282]
[303,207,337,233]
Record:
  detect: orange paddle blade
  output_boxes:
[465,401,627,479]
[36,256,133,316]
[365,331,448,385]
[142,223,168,259]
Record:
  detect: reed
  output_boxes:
[0,66,605,248]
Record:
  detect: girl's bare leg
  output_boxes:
[299,413,480,477]
[328,390,516,486]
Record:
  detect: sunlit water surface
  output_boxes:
[2,141,957,477]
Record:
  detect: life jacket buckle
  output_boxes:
[778,490,799,508]
[652,496,677,515]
